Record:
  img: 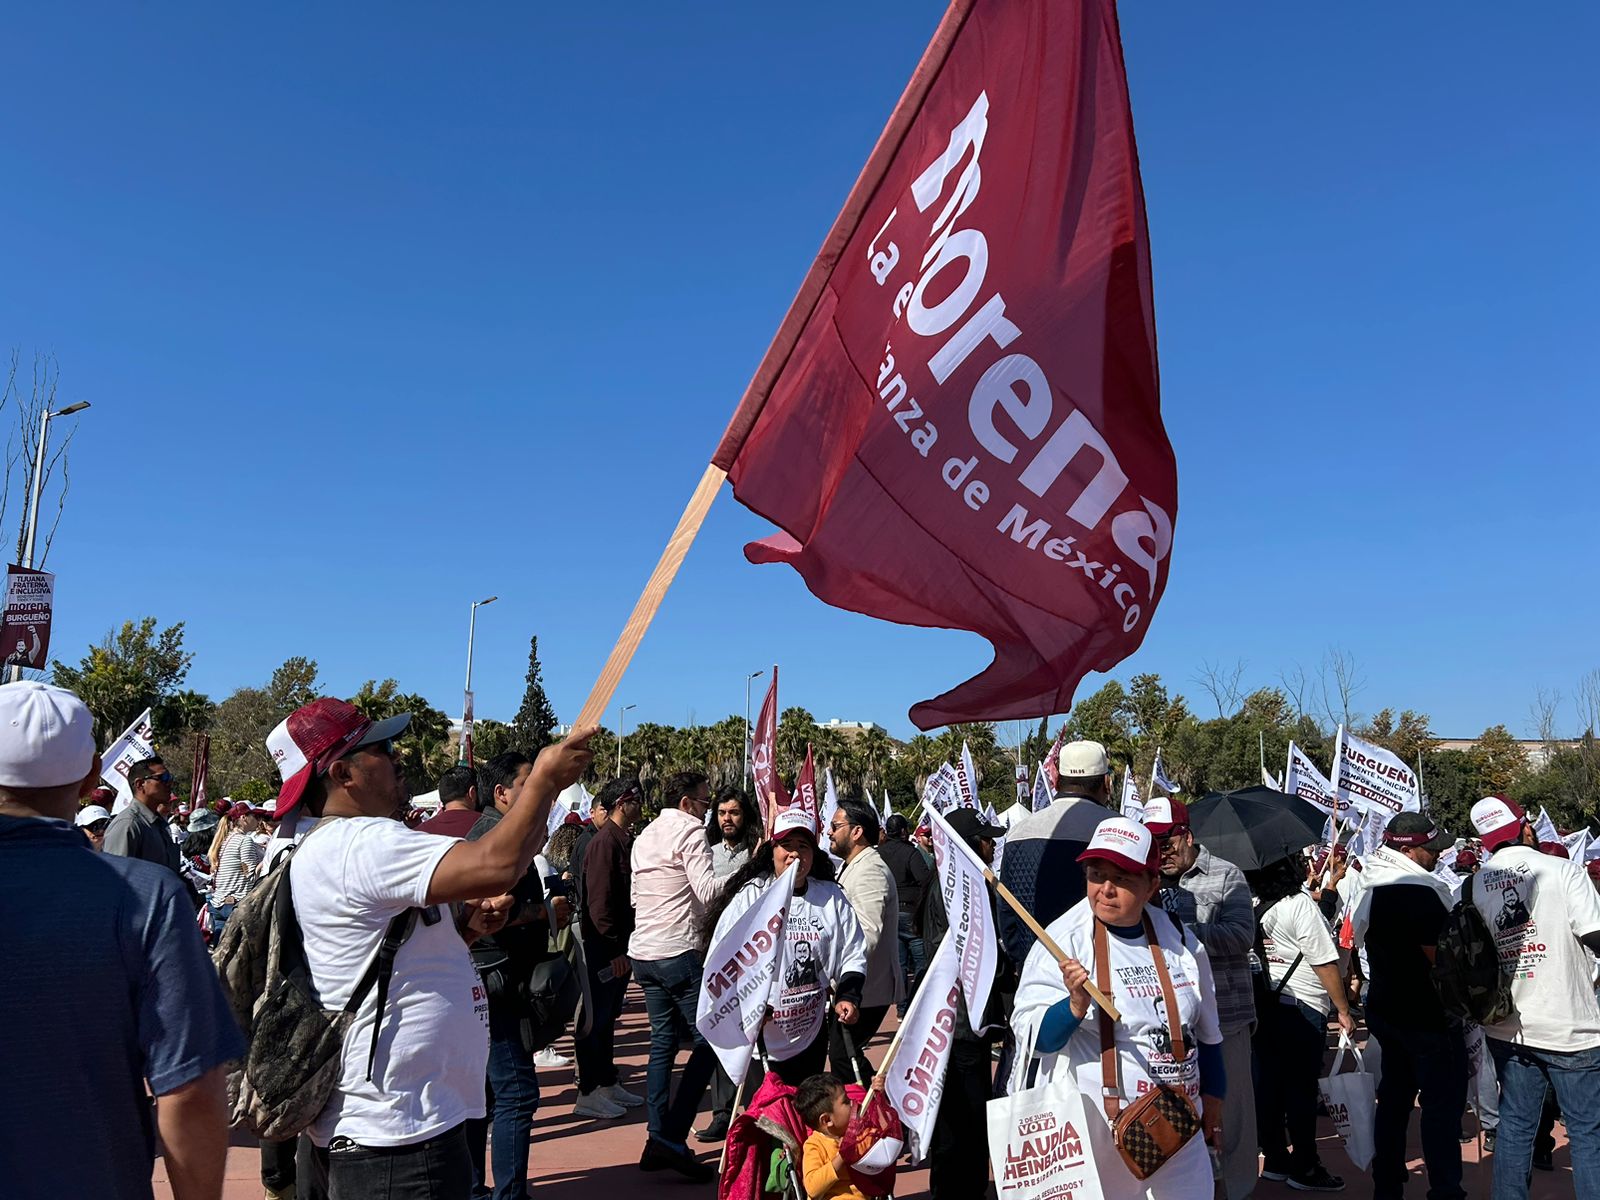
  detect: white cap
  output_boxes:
[0,681,96,789]
[1058,740,1110,779]
[1470,796,1526,852]
[74,804,112,827]
[771,806,819,842]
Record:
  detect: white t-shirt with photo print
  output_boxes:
[290,816,490,1147]
[1473,844,1600,1052]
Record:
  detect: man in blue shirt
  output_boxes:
[0,682,245,1200]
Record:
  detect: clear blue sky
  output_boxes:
[4,3,1596,743]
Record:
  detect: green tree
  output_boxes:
[470,719,516,763]
[511,636,559,755]
[777,707,820,776]
[901,734,941,793]
[348,680,453,796]
[53,617,194,746]
[155,688,216,743]
[1469,724,1528,795]
[855,726,894,795]
[1065,681,1134,767]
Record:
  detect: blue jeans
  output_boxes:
[1487,1037,1600,1200]
[897,911,927,1016]
[468,1003,540,1200]
[632,951,718,1147]
[1367,1015,1466,1200]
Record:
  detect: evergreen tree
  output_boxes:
[512,636,559,754]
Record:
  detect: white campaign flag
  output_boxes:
[923,763,962,813]
[1262,765,1283,790]
[1331,727,1420,819]
[926,804,998,1027]
[1120,769,1144,821]
[546,797,571,838]
[696,863,798,1085]
[1150,748,1180,796]
[557,780,591,821]
[1031,762,1052,812]
[1563,828,1592,864]
[101,707,157,811]
[882,788,893,825]
[883,933,961,1161]
[955,742,979,809]
[984,803,1006,874]
[822,769,841,833]
[1285,741,1348,822]
[1534,807,1561,847]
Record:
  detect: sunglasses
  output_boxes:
[139,771,174,786]
[344,738,396,761]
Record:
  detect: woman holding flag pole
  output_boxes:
[1011,817,1225,1200]
[702,794,868,1095]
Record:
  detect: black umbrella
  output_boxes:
[1186,785,1329,871]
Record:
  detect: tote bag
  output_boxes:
[987,1028,1108,1200]
[1318,1032,1376,1172]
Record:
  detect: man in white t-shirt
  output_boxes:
[1471,796,1600,1197]
[266,697,593,1200]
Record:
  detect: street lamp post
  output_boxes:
[618,703,637,775]
[743,669,765,784]
[8,400,90,683]
[459,595,498,762]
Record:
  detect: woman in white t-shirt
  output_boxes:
[702,807,867,1090]
[1248,856,1356,1193]
[1013,817,1224,1200]
[211,807,267,926]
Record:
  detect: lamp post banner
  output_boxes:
[2,564,54,670]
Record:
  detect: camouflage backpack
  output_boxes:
[214,833,416,1139]
[1432,873,1515,1026]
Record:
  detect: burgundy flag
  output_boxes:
[1042,724,1065,792]
[793,744,820,832]
[191,733,211,812]
[713,0,1174,728]
[750,668,788,828]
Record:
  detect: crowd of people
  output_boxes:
[6,675,1600,1200]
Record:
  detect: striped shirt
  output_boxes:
[213,831,263,902]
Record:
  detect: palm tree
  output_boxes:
[778,707,820,778]
[902,734,941,793]
[856,726,894,795]
[706,716,747,789]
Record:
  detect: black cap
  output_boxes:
[946,807,1006,846]
[1384,811,1452,852]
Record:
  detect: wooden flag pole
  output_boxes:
[985,870,1121,1020]
[574,463,727,729]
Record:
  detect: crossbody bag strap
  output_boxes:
[348,907,421,1083]
[1142,914,1186,1060]
[1274,952,1305,998]
[1096,917,1121,1123]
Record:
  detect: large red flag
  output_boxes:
[712,0,1174,729]
[793,744,820,833]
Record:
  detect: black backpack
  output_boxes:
[1432,874,1515,1025]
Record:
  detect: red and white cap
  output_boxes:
[1470,796,1526,853]
[770,802,820,843]
[1141,796,1189,837]
[1077,816,1160,876]
[266,698,411,819]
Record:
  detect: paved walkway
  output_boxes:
[157,987,1568,1198]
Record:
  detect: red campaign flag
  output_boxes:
[712,0,1175,729]
[1042,724,1065,792]
[750,668,788,829]
[793,744,820,832]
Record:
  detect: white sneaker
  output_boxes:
[602,1082,644,1108]
[574,1089,627,1119]
[534,1047,573,1067]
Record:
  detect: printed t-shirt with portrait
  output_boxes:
[1013,901,1221,1200]
[1260,891,1338,1016]
[713,875,866,1060]
[291,817,490,1147]
[1473,845,1600,1052]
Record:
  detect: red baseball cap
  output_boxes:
[1142,796,1189,838]
[1077,816,1160,876]
[1471,796,1527,853]
[266,698,411,819]
[1586,860,1600,883]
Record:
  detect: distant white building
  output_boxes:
[1433,737,1582,771]
[821,719,886,734]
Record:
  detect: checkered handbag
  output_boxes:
[1095,916,1202,1181]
